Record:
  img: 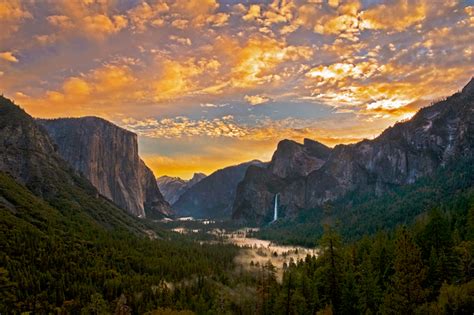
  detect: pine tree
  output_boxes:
[383,227,426,314]
[318,227,344,312]
[356,253,382,314]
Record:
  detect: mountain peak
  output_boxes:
[461,77,474,96]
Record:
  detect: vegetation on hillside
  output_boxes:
[256,205,474,314]
[0,172,240,314]
[255,157,474,247]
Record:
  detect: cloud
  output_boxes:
[222,35,313,88]
[244,94,271,105]
[82,14,128,37]
[361,98,430,119]
[127,1,169,32]
[360,0,427,31]
[243,4,261,21]
[122,114,370,146]
[1,0,473,179]
[169,35,192,46]
[16,64,139,118]
[46,1,128,40]
[152,57,220,101]
[360,0,460,32]
[122,115,248,139]
[0,52,19,63]
[0,0,31,39]
[294,0,362,41]
[206,12,229,27]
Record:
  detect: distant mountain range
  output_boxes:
[1,77,472,227]
[172,160,266,218]
[157,173,206,204]
[233,77,474,225]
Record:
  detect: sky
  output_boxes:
[1,0,473,179]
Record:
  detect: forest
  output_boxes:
[1,164,473,314]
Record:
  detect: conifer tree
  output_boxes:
[383,227,426,314]
[319,227,344,312]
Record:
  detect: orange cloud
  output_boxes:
[295,1,361,41]
[47,1,128,39]
[152,57,220,101]
[127,1,169,32]
[0,52,19,63]
[223,35,313,88]
[0,0,31,39]
[244,94,271,105]
[17,64,138,118]
[62,77,91,97]
[360,0,427,31]
[243,4,261,21]
[82,14,128,37]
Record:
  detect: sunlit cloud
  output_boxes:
[0,52,19,63]
[0,0,31,40]
[123,115,374,145]
[1,0,472,178]
[123,116,248,139]
[244,94,271,105]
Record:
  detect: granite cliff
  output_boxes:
[232,139,331,223]
[0,95,148,232]
[233,78,474,224]
[39,117,171,218]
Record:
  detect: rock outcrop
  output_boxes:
[173,160,265,218]
[39,117,171,218]
[233,78,474,225]
[0,96,148,233]
[157,173,206,204]
[0,97,67,199]
[232,140,331,223]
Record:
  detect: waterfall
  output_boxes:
[272,193,279,222]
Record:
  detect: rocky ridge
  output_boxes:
[232,78,474,224]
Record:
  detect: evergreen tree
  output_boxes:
[356,253,382,314]
[81,293,109,315]
[383,227,426,314]
[318,227,344,312]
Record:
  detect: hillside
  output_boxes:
[0,96,239,313]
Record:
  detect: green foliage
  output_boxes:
[255,156,474,246]
[0,172,239,313]
[382,227,426,314]
[256,205,473,315]
[1,166,473,314]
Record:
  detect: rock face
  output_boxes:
[0,97,67,199]
[232,140,331,223]
[0,95,157,236]
[233,78,474,225]
[173,160,266,218]
[39,117,171,218]
[157,173,206,204]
